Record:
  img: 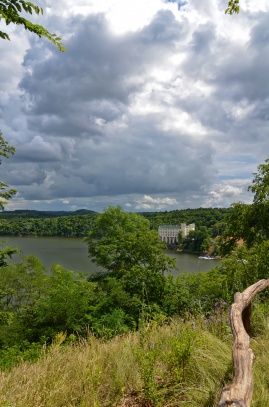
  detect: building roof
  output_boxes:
[158,225,180,229]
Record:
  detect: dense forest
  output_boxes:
[0,209,96,219]
[142,207,232,232]
[0,214,96,237]
[0,207,233,238]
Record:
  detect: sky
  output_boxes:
[1,0,269,213]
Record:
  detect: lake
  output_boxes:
[1,236,221,276]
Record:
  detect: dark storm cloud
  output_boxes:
[20,11,182,114]
[2,1,269,210]
[2,162,47,186]
[4,9,217,203]
[176,11,269,157]
[3,113,216,201]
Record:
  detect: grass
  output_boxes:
[1,313,269,406]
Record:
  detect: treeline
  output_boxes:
[143,207,232,235]
[0,214,96,237]
[0,209,96,219]
[0,207,232,238]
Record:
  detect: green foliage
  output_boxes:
[0,214,96,236]
[133,318,201,406]
[249,159,269,205]
[222,158,269,255]
[30,264,96,340]
[0,0,65,50]
[0,241,18,267]
[0,340,43,371]
[86,206,176,277]
[225,0,240,14]
[0,132,15,162]
[0,256,97,348]
[0,316,236,407]
[143,207,232,235]
[135,335,160,404]
[90,309,130,339]
[0,208,96,219]
[177,229,183,244]
[183,226,211,253]
[0,132,16,211]
[166,325,197,383]
[221,241,269,293]
[0,207,231,239]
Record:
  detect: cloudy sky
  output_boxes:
[1,0,269,212]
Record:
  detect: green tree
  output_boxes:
[0,256,97,346]
[0,241,18,267]
[223,158,269,253]
[0,0,65,51]
[85,207,176,322]
[249,158,269,206]
[178,230,183,245]
[29,264,96,340]
[0,133,18,266]
[0,132,16,211]
[85,206,176,277]
[183,226,210,253]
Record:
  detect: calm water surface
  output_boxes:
[2,237,221,276]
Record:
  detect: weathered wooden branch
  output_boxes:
[218,279,269,407]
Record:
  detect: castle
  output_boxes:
[158,223,195,244]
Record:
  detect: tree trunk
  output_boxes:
[218,279,269,407]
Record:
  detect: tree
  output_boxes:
[222,158,269,254]
[248,158,269,206]
[85,207,177,311]
[183,226,210,253]
[226,0,240,14]
[0,0,65,51]
[0,131,18,268]
[178,230,183,245]
[0,256,96,346]
[0,132,16,211]
[85,206,176,277]
[0,241,18,267]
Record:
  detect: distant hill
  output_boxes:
[0,209,97,219]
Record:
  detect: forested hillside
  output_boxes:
[142,207,232,233]
[0,207,232,237]
[0,214,96,237]
[0,209,96,219]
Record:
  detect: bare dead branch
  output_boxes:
[218,279,269,407]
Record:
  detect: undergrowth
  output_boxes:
[1,309,269,406]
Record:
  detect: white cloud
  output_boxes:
[1,0,269,212]
[202,181,251,207]
[135,195,178,210]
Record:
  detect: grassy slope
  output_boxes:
[0,315,269,407]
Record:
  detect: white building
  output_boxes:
[158,223,195,244]
[180,223,195,238]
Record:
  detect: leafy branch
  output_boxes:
[0,1,65,51]
[225,0,240,15]
[0,132,16,211]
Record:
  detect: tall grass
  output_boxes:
[1,312,269,407]
[0,318,235,407]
